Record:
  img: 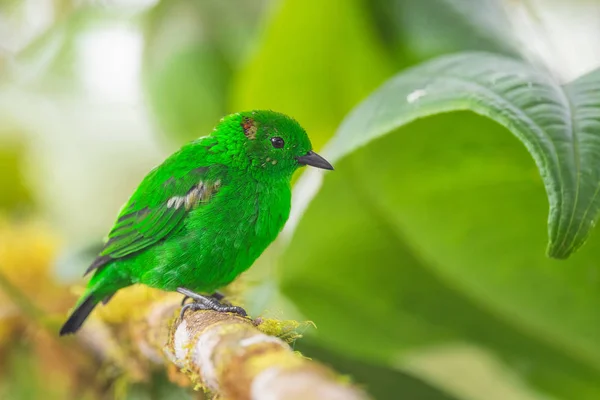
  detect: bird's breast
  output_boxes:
[235,181,291,250]
[183,180,291,288]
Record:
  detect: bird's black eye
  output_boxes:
[271,137,285,149]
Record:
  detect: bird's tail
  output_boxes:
[59,295,100,336]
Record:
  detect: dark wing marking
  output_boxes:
[102,293,115,305]
[86,255,113,274]
[84,164,220,276]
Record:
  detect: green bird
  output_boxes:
[60,110,333,335]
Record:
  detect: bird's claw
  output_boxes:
[179,301,247,320]
[177,288,246,319]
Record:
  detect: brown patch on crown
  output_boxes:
[241,117,257,140]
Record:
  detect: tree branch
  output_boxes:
[131,298,370,400]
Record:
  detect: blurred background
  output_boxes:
[1,0,600,399]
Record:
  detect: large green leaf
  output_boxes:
[279,52,600,399]
[326,52,600,258]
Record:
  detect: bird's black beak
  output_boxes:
[297,151,334,170]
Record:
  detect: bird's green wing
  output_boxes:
[85,164,221,275]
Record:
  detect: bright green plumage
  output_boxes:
[60,110,333,335]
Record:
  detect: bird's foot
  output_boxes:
[177,287,246,320]
[179,301,247,320]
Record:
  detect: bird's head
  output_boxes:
[209,110,333,180]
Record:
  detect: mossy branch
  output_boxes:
[127,297,370,400]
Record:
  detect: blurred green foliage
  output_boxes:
[232,0,394,149]
[2,0,600,399]
[0,139,31,210]
[142,0,268,143]
[370,0,518,63]
[296,339,460,400]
